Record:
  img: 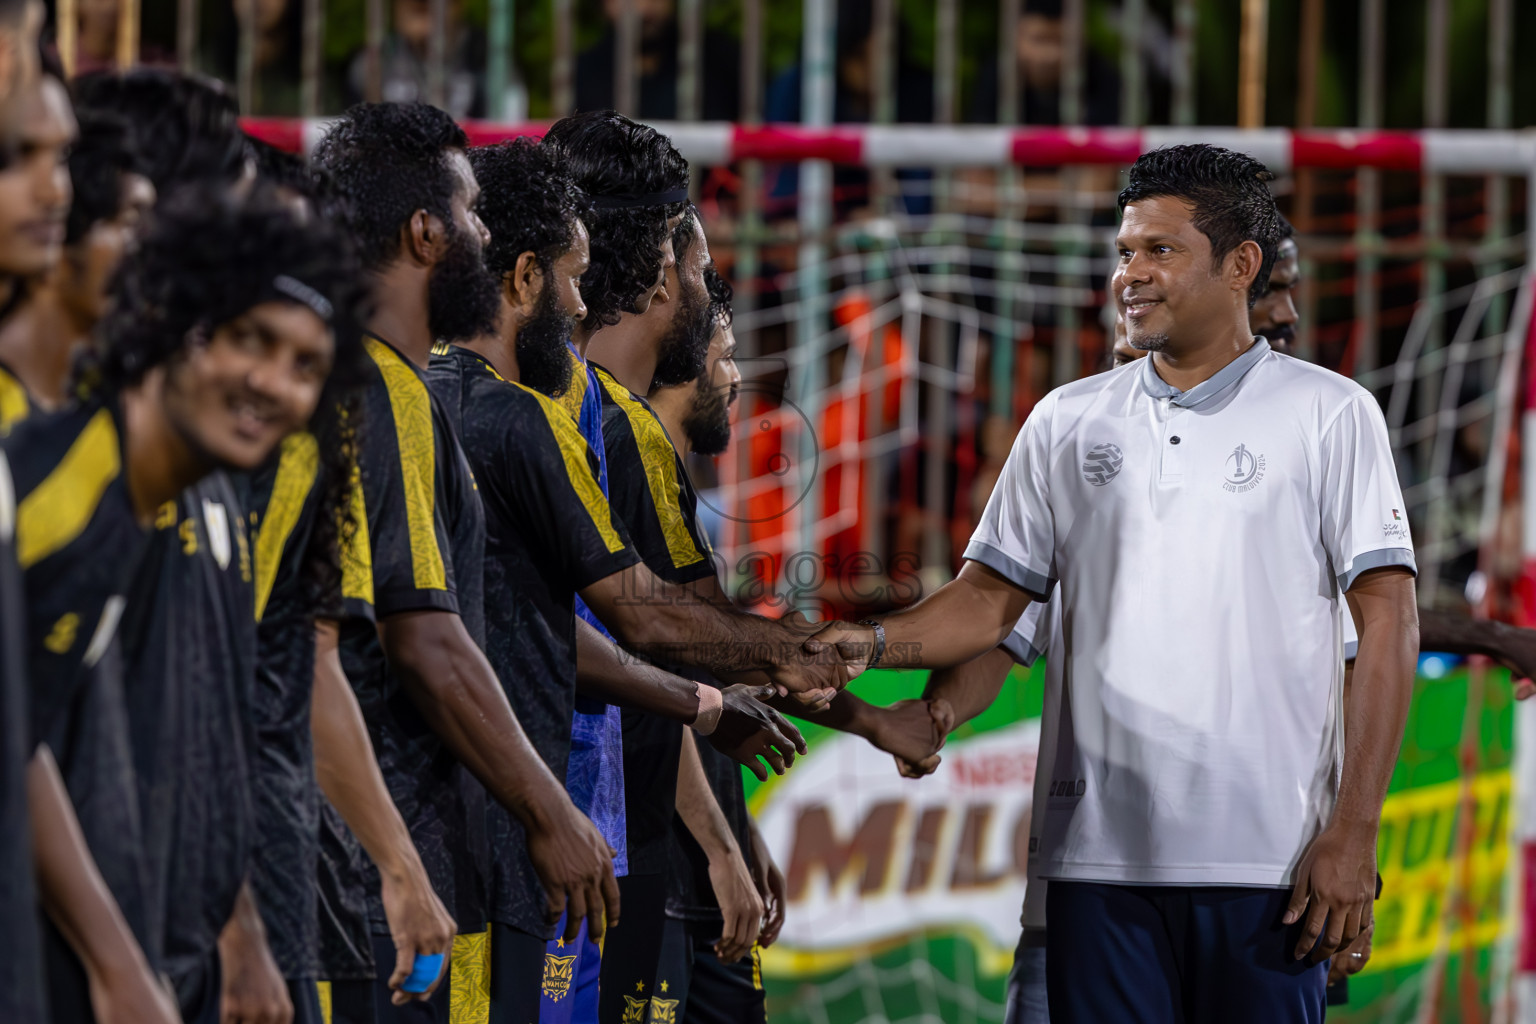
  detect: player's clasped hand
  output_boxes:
[1283,820,1379,963]
[709,683,808,780]
[764,618,865,709]
[875,698,955,778]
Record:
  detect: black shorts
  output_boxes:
[370,933,451,1023]
[325,978,376,1024]
[655,917,766,1024]
[598,873,668,1023]
[488,921,545,1024]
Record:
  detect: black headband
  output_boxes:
[586,188,689,210]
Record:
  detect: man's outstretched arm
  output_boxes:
[311,620,455,1003]
[1285,567,1417,963]
[1416,608,1536,697]
[805,561,1033,675]
[571,617,805,780]
[379,609,619,942]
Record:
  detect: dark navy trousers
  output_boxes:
[1046,881,1328,1024]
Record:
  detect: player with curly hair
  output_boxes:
[2,178,365,1024]
[313,101,624,1023]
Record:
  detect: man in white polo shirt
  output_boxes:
[807,144,1419,1022]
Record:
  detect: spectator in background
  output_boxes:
[208,0,304,114]
[574,0,739,121]
[968,0,1120,126]
[763,0,932,217]
[345,0,486,118]
[63,0,176,76]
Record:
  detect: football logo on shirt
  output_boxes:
[1222,443,1266,493]
[541,953,577,1001]
[1081,443,1124,486]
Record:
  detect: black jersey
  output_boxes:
[119,472,258,1007]
[246,432,328,979]
[594,366,716,875]
[315,800,377,981]
[428,344,639,936]
[338,336,488,932]
[0,360,31,435]
[0,451,45,1022]
[4,400,148,749]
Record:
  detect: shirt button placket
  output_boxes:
[1160,401,1184,483]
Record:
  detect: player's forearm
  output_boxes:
[922,646,1016,727]
[573,616,699,723]
[877,562,1031,670]
[587,568,794,675]
[311,621,427,884]
[29,747,154,987]
[674,733,740,863]
[1416,609,1506,657]
[1335,573,1419,829]
[768,689,877,736]
[379,609,574,832]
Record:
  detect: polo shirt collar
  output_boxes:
[1138,337,1270,409]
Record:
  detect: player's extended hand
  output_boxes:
[86,958,182,1024]
[526,791,621,944]
[1327,920,1374,987]
[780,620,881,708]
[1489,624,1536,700]
[871,698,955,778]
[1283,820,1378,963]
[747,819,787,948]
[708,847,765,963]
[708,683,808,780]
[379,860,457,1004]
[217,909,293,1024]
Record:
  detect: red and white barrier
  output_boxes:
[241,118,1536,174]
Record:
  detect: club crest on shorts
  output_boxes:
[541,953,577,1001]
[621,994,649,1023]
[1082,442,1124,486]
[1222,443,1265,493]
[649,997,680,1024]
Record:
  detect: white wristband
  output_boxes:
[693,683,723,735]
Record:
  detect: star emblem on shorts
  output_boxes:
[660,981,669,993]
[635,981,645,992]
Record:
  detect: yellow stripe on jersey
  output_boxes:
[519,381,627,554]
[365,337,447,591]
[596,370,705,570]
[555,347,587,423]
[450,930,491,1024]
[0,366,28,436]
[339,462,373,603]
[16,408,120,569]
[253,431,319,621]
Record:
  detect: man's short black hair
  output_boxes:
[1118,144,1283,307]
[72,69,247,193]
[65,110,137,246]
[542,109,689,332]
[468,137,585,279]
[94,181,369,394]
[310,102,470,272]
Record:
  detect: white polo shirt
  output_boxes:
[1001,600,1056,934]
[967,339,1414,887]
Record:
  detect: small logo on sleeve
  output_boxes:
[1082,443,1124,486]
[1222,443,1266,492]
[1383,509,1410,540]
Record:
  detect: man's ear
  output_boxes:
[507,251,543,318]
[403,209,450,267]
[1228,239,1264,300]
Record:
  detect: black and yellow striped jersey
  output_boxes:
[337,335,488,931]
[429,343,640,937]
[0,360,31,436]
[1,399,148,747]
[0,451,45,1021]
[245,432,328,978]
[117,471,256,1002]
[592,364,716,876]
